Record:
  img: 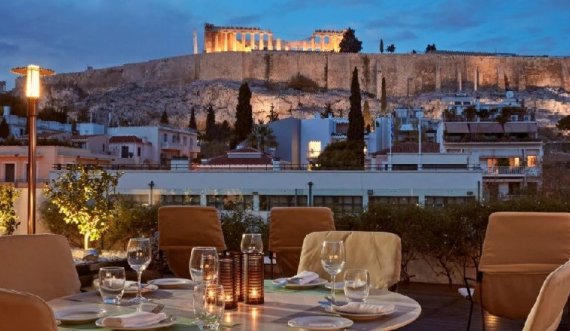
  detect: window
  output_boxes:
[527,155,537,167]
[259,195,308,210]
[369,196,418,205]
[121,146,129,158]
[183,137,188,146]
[308,141,322,158]
[137,147,141,157]
[163,133,167,143]
[161,194,201,205]
[207,195,253,210]
[313,196,363,213]
[425,196,475,207]
[4,164,15,183]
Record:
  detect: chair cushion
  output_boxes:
[0,288,57,331]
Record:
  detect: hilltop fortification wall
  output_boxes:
[45,52,570,96]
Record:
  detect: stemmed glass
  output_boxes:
[320,240,345,302]
[127,237,152,303]
[190,247,219,285]
[240,233,263,254]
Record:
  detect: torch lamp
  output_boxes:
[11,65,55,234]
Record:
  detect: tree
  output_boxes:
[386,44,396,53]
[267,104,279,122]
[347,67,364,143]
[379,39,384,53]
[557,115,570,131]
[316,141,364,170]
[381,77,388,113]
[321,103,334,119]
[160,109,169,125]
[44,165,122,249]
[205,105,216,141]
[0,184,20,235]
[339,27,362,53]
[247,123,278,152]
[363,100,373,132]
[189,107,197,130]
[0,118,10,139]
[425,44,437,53]
[232,82,253,148]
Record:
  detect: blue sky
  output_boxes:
[1,0,569,88]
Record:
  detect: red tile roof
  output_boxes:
[205,148,274,165]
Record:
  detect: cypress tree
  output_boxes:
[233,82,253,148]
[381,77,387,113]
[189,107,197,130]
[205,105,216,141]
[347,67,364,143]
[0,118,9,138]
[160,109,169,124]
[380,39,384,53]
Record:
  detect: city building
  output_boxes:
[2,106,71,138]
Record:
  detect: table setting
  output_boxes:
[49,235,421,331]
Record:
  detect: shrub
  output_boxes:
[221,208,268,252]
[0,184,20,235]
[288,74,319,93]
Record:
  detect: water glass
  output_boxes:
[320,240,345,302]
[190,247,219,284]
[98,267,125,304]
[127,237,152,303]
[193,283,225,330]
[344,269,370,302]
[240,233,263,254]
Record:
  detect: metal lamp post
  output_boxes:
[11,65,54,234]
[148,180,155,205]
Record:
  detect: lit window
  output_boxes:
[527,156,537,167]
[308,141,321,158]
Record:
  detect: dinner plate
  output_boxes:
[330,304,396,321]
[123,281,159,295]
[54,305,107,325]
[148,278,195,289]
[324,282,345,291]
[95,316,176,330]
[273,278,328,289]
[288,316,353,330]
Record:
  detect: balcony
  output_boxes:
[483,166,541,177]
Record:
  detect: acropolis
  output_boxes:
[203,23,346,53]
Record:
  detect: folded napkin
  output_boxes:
[333,302,395,315]
[102,312,167,328]
[288,271,319,285]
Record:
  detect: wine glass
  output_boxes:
[240,233,263,254]
[127,237,152,303]
[190,247,219,284]
[320,240,345,302]
[193,283,225,330]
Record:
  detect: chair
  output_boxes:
[466,212,570,330]
[523,259,570,331]
[297,231,401,289]
[0,288,58,331]
[0,234,81,301]
[158,206,226,278]
[268,207,335,277]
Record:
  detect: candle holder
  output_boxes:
[218,256,237,309]
[243,253,264,304]
[227,251,243,302]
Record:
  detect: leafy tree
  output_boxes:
[160,109,169,125]
[339,27,362,53]
[267,104,279,122]
[363,100,373,132]
[557,115,570,131]
[205,105,216,141]
[232,82,253,148]
[321,104,334,118]
[347,67,364,143]
[189,107,197,130]
[379,39,384,53]
[425,44,437,53]
[464,106,477,121]
[0,184,20,235]
[38,106,67,123]
[0,118,10,138]
[44,165,122,249]
[381,77,388,113]
[386,44,396,53]
[247,123,278,152]
[316,141,364,170]
[0,93,27,117]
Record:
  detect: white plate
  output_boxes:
[54,305,107,325]
[288,316,353,330]
[331,304,396,321]
[273,278,328,289]
[148,278,195,289]
[123,281,159,295]
[95,316,176,330]
[324,282,345,291]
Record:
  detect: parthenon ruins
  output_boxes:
[203,23,346,53]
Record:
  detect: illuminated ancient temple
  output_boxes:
[203,23,346,53]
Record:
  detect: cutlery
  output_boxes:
[324,296,348,306]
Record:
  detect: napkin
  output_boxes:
[101,312,167,328]
[288,271,319,285]
[333,302,395,315]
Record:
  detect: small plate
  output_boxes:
[324,282,345,291]
[330,304,396,321]
[95,315,176,330]
[148,278,195,289]
[273,278,328,290]
[123,281,159,295]
[288,316,353,330]
[54,305,107,325]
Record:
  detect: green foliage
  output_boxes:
[267,104,279,122]
[232,82,253,148]
[339,27,362,53]
[464,106,477,121]
[381,77,387,113]
[386,44,396,53]
[38,106,68,123]
[0,118,10,139]
[104,197,160,249]
[0,184,20,235]
[205,105,216,141]
[44,165,122,249]
[347,67,364,143]
[425,44,437,53]
[496,107,512,126]
[288,74,319,93]
[160,109,169,124]
[321,104,334,119]
[248,123,277,152]
[189,107,197,130]
[316,141,364,170]
[0,93,26,117]
[557,115,570,131]
[220,208,268,251]
[379,39,384,53]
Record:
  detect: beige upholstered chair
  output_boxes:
[158,206,226,278]
[297,231,401,289]
[268,207,335,277]
[466,212,570,330]
[0,234,81,301]
[523,259,570,331]
[0,288,58,331]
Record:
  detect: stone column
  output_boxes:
[232,32,237,52]
[214,33,219,52]
[276,38,282,51]
[268,33,273,50]
[302,40,307,51]
[223,32,228,52]
[259,33,264,50]
[311,37,315,51]
[320,35,325,51]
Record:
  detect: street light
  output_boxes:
[11,65,55,234]
[148,180,155,205]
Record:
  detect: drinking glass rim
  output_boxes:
[242,233,262,237]
[99,266,125,272]
[191,246,218,251]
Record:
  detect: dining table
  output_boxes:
[49,280,421,331]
